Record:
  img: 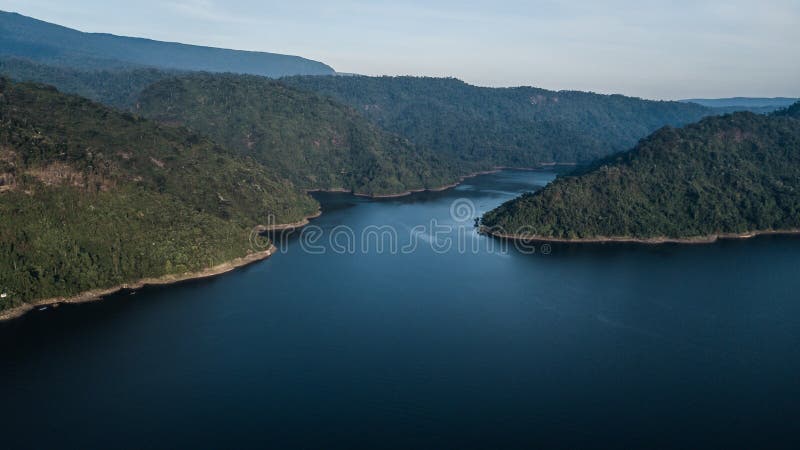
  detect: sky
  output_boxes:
[1,0,798,99]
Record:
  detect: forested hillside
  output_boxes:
[1,60,720,178]
[0,62,459,194]
[0,56,174,109]
[135,74,458,195]
[0,78,317,311]
[283,75,714,166]
[481,104,800,241]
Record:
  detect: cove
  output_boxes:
[1,170,799,449]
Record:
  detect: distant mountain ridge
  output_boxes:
[0,10,335,77]
[682,97,798,108]
[680,97,798,114]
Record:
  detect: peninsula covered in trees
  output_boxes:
[481,104,800,242]
[0,78,317,312]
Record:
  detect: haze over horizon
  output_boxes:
[0,0,797,100]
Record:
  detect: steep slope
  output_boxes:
[0,11,334,77]
[0,78,317,311]
[282,75,713,167]
[481,104,800,241]
[135,74,457,195]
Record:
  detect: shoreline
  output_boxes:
[482,227,800,245]
[0,245,278,322]
[314,164,568,200]
[2,206,332,322]
[354,169,501,198]
[307,171,499,199]
[0,166,552,322]
[259,210,323,232]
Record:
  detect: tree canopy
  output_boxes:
[0,78,317,310]
[482,105,800,240]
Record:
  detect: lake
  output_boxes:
[1,170,799,449]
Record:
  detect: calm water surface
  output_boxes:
[1,170,799,449]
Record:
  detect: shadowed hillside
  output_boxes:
[135,73,458,196]
[283,75,714,167]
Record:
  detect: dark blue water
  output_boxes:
[2,170,800,449]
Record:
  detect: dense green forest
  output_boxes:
[0,56,174,109]
[135,73,458,195]
[0,78,317,311]
[481,104,800,240]
[283,75,714,166]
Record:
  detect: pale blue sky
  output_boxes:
[1,0,798,99]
